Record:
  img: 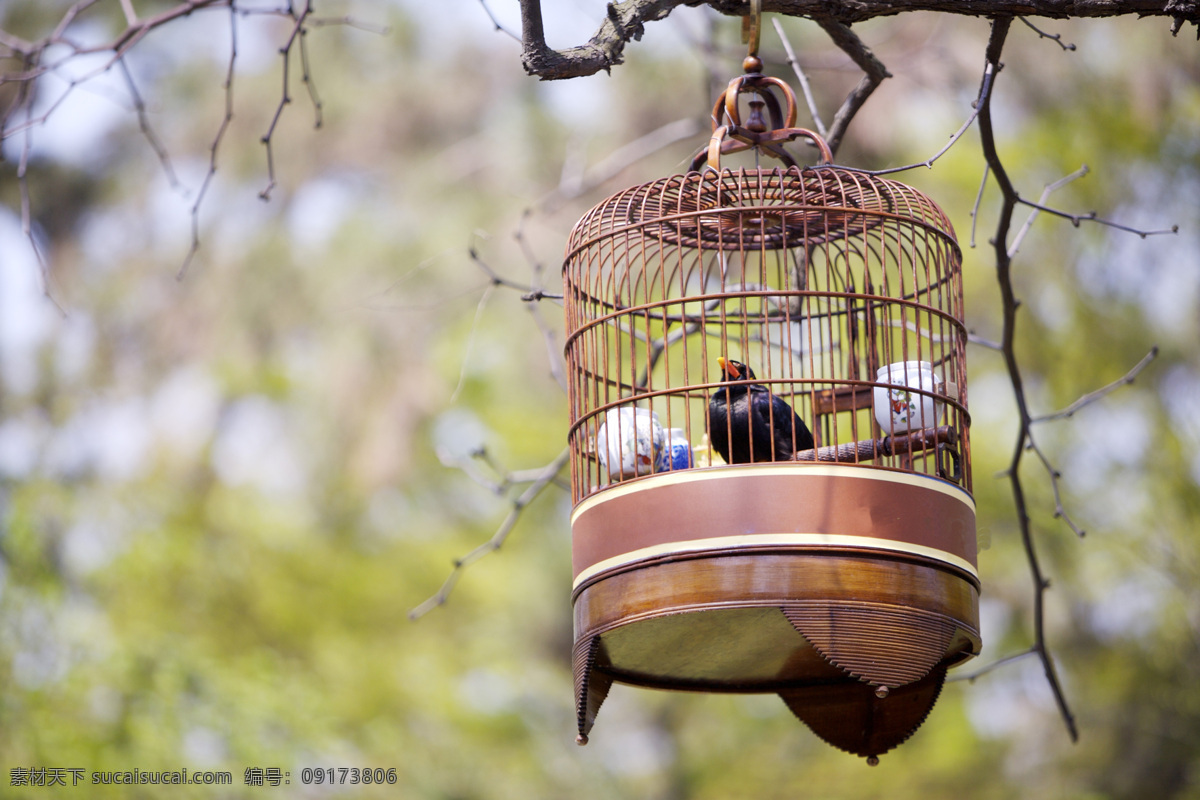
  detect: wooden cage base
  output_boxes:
[570,464,979,760]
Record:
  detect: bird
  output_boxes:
[707,357,814,464]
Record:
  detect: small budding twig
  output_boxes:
[868,60,998,177]
[408,447,571,620]
[259,3,314,201]
[771,18,827,138]
[118,56,182,191]
[1008,165,1090,257]
[466,232,567,399]
[1019,16,1077,51]
[477,0,522,42]
[180,4,238,279]
[1033,347,1159,424]
[1025,435,1088,538]
[949,647,1039,683]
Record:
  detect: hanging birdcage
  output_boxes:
[562,60,979,764]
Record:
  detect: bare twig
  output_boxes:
[970,162,991,248]
[448,282,498,405]
[967,331,1002,351]
[469,238,564,301]
[307,15,391,35]
[470,227,569,393]
[117,56,182,191]
[1018,16,1077,50]
[478,0,522,41]
[1,0,380,279]
[513,213,571,393]
[5,48,59,312]
[408,447,571,620]
[1015,196,1179,238]
[949,647,1039,682]
[297,22,323,130]
[771,17,826,137]
[542,117,702,205]
[179,4,238,279]
[119,0,139,27]
[409,211,579,618]
[1009,165,1090,257]
[1026,435,1088,537]
[1033,347,1159,424]
[259,2,315,201]
[440,445,570,496]
[16,114,65,314]
[866,61,997,177]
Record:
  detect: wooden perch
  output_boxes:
[793,425,957,464]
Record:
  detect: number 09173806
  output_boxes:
[300,768,397,785]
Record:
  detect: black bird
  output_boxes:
[707,357,814,464]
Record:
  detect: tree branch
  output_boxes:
[477,0,522,41]
[540,117,702,206]
[771,17,826,137]
[949,647,1039,682]
[258,2,316,201]
[1018,15,1077,49]
[519,0,677,80]
[1008,165,1090,257]
[513,0,1200,80]
[813,17,891,157]
[978,14,1079,743]
[408,447,571,620]
[179,4,237,279]
[1032,347,1159,424]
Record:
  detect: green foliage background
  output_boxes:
[0,2,1198,797]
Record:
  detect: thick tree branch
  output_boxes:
[516,0,1200,80]
[519,0,681,80]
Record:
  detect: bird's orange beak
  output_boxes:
[717,357,739,379]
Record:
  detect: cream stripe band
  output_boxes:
[570,463,975,524]
[572,532,979,591]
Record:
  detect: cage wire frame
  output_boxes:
[560,61,981,759]
[563,164,971,502]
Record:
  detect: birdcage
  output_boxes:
[563,69,979,763]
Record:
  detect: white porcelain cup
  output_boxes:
[873,361,943,435]
[596,407,665,479]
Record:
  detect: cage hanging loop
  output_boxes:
[742,0,763,69]
[691,71,833,171]
[714,74,797,131]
